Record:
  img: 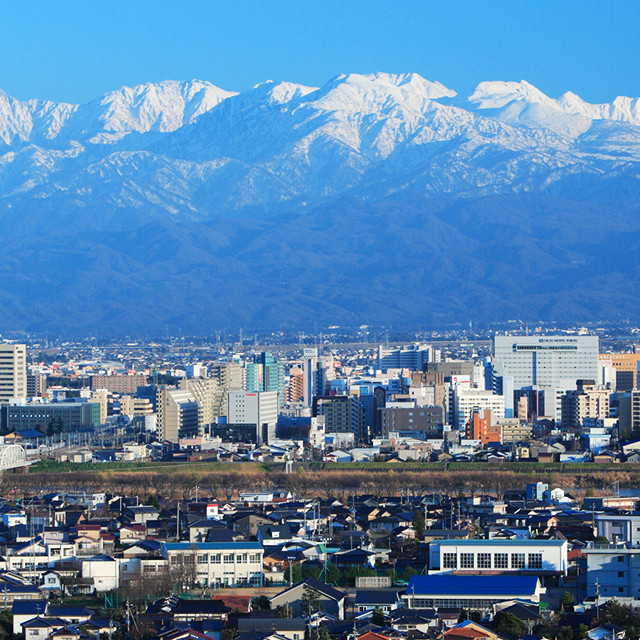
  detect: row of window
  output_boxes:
[442,551,543,570]
[171,552,261,565]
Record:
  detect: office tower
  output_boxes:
[493,335,599,421]
[302,349,335,407]
[312,395,365,444]
[227,390,278,444]
[377,343,433,372]
[598,353,640,391]
[0,344,26,404]
[493,335,599,389]
[245,352,285,408]
[156,387,200,443]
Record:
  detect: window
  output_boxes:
[211,554,221,563]
[223,554,234,563]
[250,554,261,563]
[478,553,491,569]
[460,553,474,569]
[528,553,543,570]
[618,571,625,578]
[443,552,457,569]
[197,555,207,564]
[494,553,508,569]
[511,553,525,569]
[618,556,625,563]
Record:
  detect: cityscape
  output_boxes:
[0,326,633,639]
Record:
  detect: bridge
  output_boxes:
[0,445,27,470]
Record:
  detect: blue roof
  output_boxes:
[12,600,47,615]
[406,575,539,596]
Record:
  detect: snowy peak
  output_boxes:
[468,80,555,110]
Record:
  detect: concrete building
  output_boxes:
[493,335,599,421]
[617,389,640,440]
[378,405,443,438]
[120,396,154,417]
[465,410,502,445]
[453,388,505,429]
[312,394,364,444]
[26,373,47,397]
[2,402,100,432]
[286,367,304,403]
[0,344,26,404]
[598,352,640,391]
[585,546,640,606]
[429,539,568,577]
[227,390,278,444]
[179,378,218,432]
[246,352,285,408]
[90,374,146,394]
[156,387,200,443]
[595,514,640,546]
[377,344,433,372]
[561,380,610,429]
[161,542,263,588]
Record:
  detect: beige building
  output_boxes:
[0,344,26,404]
[120,395,153,417]
[178,378,218,429]
[561,380,610,429]
[156,387,200,443]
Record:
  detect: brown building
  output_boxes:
[90,374,147,394]
[465,409,502,445]
[286,367,304,403]
[599,352,640,391]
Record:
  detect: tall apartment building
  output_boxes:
[560,380,610,429]
[0,344,26,404]
[156,387,200,443]
[465,409,502,445]
[227,390,278,444]
[617,390,640,439]
[179,378,219,431]
[312,395,365,444]
[285,367,304,403]
[26,372,47,397]
[378,405,443,439]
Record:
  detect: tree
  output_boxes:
[290,563,303,585]
[402,566,418,582]
[325,562,341,586]
[301,584,322,618]
[371,606,385,627]
[491,611,525,639]
[252,595,271,610]
[560,591,575,612]
[319,628,331,640]
[412,510,425,538]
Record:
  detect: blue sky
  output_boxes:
[1,1,638,104]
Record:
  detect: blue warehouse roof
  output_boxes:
[163,542,263,551]
[406,575,539,596]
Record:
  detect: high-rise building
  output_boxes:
[560,380,610,429]
[493,335,599,421]
[377,344,433,372]
[285,367,304,403]
[179,378,219,432]
[245,352,285,408]
[156,387,200,443]
[493,335,599,390]
[465,409,502,445]
[26,372,47,397]
[598,353,640,391]
[227,390,278,444]
[0,344,26,404]
[312,395,364,444]
[453,388,505,429]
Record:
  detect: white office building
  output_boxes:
[228,390,278,443]
[0,343,26,404]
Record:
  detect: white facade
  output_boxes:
[453,388,505,428]
[161,542,263,588]
[430,539,567,576]
[80,555,119,592]
[585,547,640,605]
[0,343,26,404]
[493,335,599,390]
[228,390,278,443]
[595,514,640,546]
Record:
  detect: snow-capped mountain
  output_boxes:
[1,72,640,334]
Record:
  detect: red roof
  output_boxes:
[211,595,251,613]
